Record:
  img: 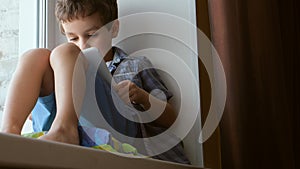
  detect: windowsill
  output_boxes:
[0,133,201,169]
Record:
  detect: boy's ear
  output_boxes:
[111,20,119,38]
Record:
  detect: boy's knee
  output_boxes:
[22,48,51,59]
[19,48,51,68]
[51,43,81,59]
[50,43,82,66]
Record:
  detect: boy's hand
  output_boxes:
[115,80,150,109]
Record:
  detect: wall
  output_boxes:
[0,0,20,122]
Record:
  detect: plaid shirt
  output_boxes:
[108,47,191,165]
[109,47,173,100]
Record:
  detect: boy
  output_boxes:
[1,0,189,164]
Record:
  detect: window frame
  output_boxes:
[19,0,39,54]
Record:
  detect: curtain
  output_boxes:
[207,0,299,169]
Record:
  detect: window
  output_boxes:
[0,0,38,133]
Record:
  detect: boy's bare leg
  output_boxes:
[39,43,84,145]
[1,49,53,134]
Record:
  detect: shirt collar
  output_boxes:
[107,47,128,73]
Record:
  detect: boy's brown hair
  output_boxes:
[55,0,118,34]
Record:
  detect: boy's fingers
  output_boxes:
[115,80,129,89]
[115,83,130,97]
[114,80,140,105]
[121,95,131,104]
[118,87,136,103]
[118,86,132,100]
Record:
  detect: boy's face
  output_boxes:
[62,12,118,56]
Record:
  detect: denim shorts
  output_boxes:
[31,92,56,132]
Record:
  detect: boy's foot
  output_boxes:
[39,126,79,145]
[0,125,22,135]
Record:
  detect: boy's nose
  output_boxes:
[79,40,90,50]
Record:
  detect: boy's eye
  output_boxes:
[88,32,99,38]
[69,37,78,41]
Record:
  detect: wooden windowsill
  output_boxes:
[0,133,203,169]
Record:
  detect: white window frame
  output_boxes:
[38,0,58,49]
[19,0,57,52]
[19,0,39,54]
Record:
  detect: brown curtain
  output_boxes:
[207,0,299,169]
